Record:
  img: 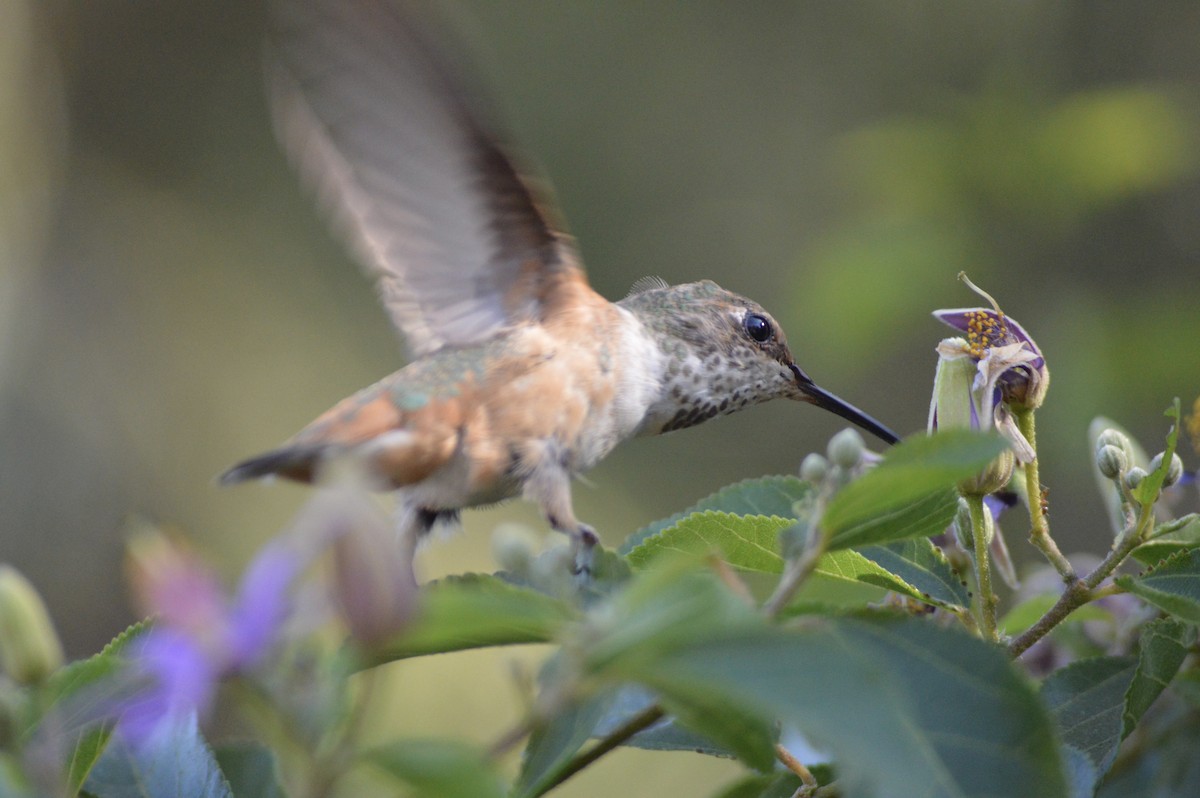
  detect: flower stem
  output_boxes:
[1015,409,1074,580]
[1008,501,1156,658]
[966,494,998,642]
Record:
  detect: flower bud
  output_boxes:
[1095,428,1131,452]
[799,453,829,484]
[530,546,576,598]
[827,429,865,470]
[0,566,64,685]
[960,448,1015,497]
[492,523,541,577]
[1124,467,1147,491]
[1095,445,1127,480]
[330,497,418,649]
[1149,452,1184,488]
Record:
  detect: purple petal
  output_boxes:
[983,491,1018,522]
[932,307,987,334]
[227,540,302,668]
[117,629,217,745]
[932,307,1044,368]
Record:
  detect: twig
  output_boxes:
[1015,409,1075,580]
[529,705,665,797]
[776,744,820,793]
[1008,501,1155,658]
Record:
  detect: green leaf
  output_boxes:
[1123,618,1190,736]
[589,685,777,771]
[620,476,811,554]
[1062,745,1099,798]
[1115,547,1200,623]
[213,745,287,798]
[653,692,777,772]
[709,773,804,798]
[1095,714,1200,798]
[1000,595,1108,635]
[1041,622,1189,796]
[1131,399,1181,505]
[626,515,952,610]
[821,430,1007,536]
[0,755,37,798]
[367,740,506,798]
[1132,514,1200,566]
[364,574,576,664]
[626,512,790,573]
[808,549,937,608]
[1041,656,1136,788]
[827,487,960,550]
[43,622,149,795]
[584,561,764,674]
[606,612,1065,798]
[83,712,233,798]
[514,680,616,798]
[68,729,115,798]
[859,538,971,609]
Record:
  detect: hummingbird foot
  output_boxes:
[570,524,599,578]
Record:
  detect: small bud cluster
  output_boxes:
[798,428,876,495]
[1094,427,1183,491]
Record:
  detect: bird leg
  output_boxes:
[521,455,597,576]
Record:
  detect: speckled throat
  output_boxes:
[618,280,800,436]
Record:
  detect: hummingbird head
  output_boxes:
[620,279,899,445]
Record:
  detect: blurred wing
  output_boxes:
[268,0,581,357]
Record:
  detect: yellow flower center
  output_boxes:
[964,310,1007,359]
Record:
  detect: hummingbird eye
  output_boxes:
[743,313,773,343]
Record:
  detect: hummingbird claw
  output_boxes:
[571,525,598,578]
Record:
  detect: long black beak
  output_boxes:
[790,364,900,446]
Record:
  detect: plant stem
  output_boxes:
[966,494,998,642]
[1008,501,1156,658]
[1015,409,1074,580]
[764,529,828,619]
[775,744,820,791]
[530,705,665,797]
[764,495,831,619]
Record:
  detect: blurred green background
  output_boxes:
[2,1,1198,793]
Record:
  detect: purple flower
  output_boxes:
[116,468,418,742]
[118,532,307,742]
[932,275,1048,414]
[928,277,1049,470]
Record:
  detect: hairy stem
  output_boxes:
[764,528,828,619]
[1015,409,1075,580]
[966,494,998,642]
[1009,501,1156,658]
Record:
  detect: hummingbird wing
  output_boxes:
[267,0,581,358]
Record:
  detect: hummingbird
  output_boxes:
[221,0,899,563]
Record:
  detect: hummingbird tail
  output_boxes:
[218,445,325,486]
